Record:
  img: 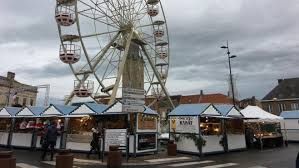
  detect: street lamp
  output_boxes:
[221,40,237,107]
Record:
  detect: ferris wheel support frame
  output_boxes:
[141,45,175,109]
[108,29,134,105]
[64,32,121,105]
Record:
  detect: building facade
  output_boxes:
[0,72,38,107]
[239,96,261,109]
[261,78,299,115]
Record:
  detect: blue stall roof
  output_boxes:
[168,104,214,116]
[5,107,22,116]
[280,110,299,119]
[144,106,158,115]
[42,104,77,116]
[214,104,233,116]
[85,103,108,114]
[71,103,108,115]
[28,106,47,116]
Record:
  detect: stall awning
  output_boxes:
[103,101,157,115]
[42,104,77,116]
[71,103,108,115]
[0,107,21,117]
[240,105,283,122]
[16,106,46,117]
[280,110,299,119]
[168,103,221,116]
[214,104,243,118]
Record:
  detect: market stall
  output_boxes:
[280,110,299,142]
[11,107,46,148]
[66,103,107,151]
[240,106,284,149]
[39,104,76,149]
[0,107,20,146]
[215,104,246,151]
[169,104,225,155]
[101,102,158,155]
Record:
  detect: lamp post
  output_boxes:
[221,40,237,107]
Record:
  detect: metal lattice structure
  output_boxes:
[55,0,174,108]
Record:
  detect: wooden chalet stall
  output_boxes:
[39,104,77,149]
[0,107,21,147]
[168,104,226,155]
[11,106,46,148]
[214,105,246,151]
[66,102,108,151]
[280,110,299,142]
[101,102,158,155]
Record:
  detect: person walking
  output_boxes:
[41,121,59,161]
[87,128,101,159]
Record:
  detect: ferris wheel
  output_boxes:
[55,0,174,108]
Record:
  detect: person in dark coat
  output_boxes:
[41,121,59,161]
[87,128,101,159]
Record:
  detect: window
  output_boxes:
[15,97,19,104]
[291,103,299,110]
[278,104,286,112]
[200,117,222,136]
[22,98,27,106]
[268,105,272,113]
[30,99,34,106]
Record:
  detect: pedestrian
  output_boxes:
[87,128,101,159]
[41,121,59,161]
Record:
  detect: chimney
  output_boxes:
[200,90,204,96]
[7,72,15,80]
[278,79,283,84]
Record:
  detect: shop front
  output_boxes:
[39,104,76,149]
[169,104,225,155]
[241,106,284,149]
[0,107,21,147]
[66,103,107,152]
[215,105,246,151]
[101,102,158,156]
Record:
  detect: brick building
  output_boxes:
[0,72,38,107]
[261,78,299,115]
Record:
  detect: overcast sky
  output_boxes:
[1,0,298,104]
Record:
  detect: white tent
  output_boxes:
[240,105,283,122]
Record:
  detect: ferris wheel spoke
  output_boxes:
[90,31,121,71]
[79,0,121,27]
[108,30,134,105]
[81,29,120,38]
[141,45,174,108]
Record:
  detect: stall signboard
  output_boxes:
[137,113,157,130]
[170,116,199,133]
[122,88,145,113]
[105,129,127,150]
[137,134,156,151]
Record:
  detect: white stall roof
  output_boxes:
[42,104,77,116]
[103,101,157,115]
[168,103,221,116]
[215,104,243,117]
[0,107,21,117]
[71,103,108,115]
[240,105,283,122]
[16,106,47,117]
